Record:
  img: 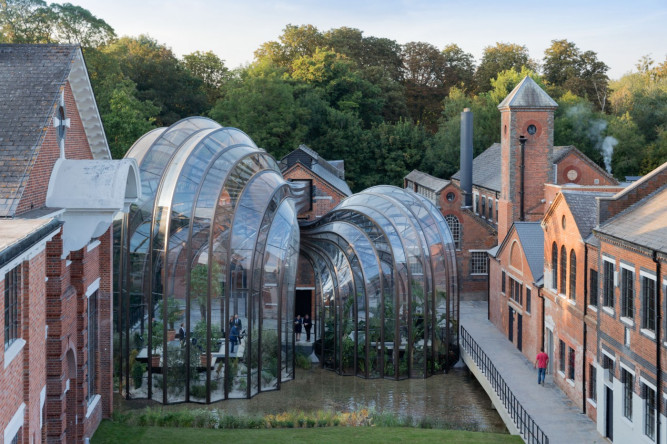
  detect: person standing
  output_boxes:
[230,323,239,353]
[535,348,549,385]
[178,323,186,345]
[303,314,312,342]
[233,313,242,331]
[294,314,303,342]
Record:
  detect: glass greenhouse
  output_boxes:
[114,118,458,404]
[114,118,299,404]
[301,186,459,379]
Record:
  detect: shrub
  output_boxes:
[131,361,146,389]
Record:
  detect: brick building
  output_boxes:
[0,45,139,443]
[280,145,352,325]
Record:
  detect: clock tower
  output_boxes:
[497,76,558,241]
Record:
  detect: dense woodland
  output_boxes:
[2,1,666,191]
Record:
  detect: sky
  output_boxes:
[73,0,667,80]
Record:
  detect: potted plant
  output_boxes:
[157,297,182,341]
[151,321,164,368]
[192,320,223,367]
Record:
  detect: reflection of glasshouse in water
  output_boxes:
[114,118,459,404]
[301,186,459,379]
[114,117,299,404]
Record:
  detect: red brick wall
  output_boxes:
[555,151,616,186]
[438,183,497,300]
[282,163,347,221]
[16,82,94,216]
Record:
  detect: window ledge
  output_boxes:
[588,305,598,312]
[640,328,656,340]
[471,273,489,276]
[567,378,575,387]
[587,398,597,409]
[558,370,565,379]
[567,298,576,306]
[602,306,615,317]
[4,338,26,369]
[86,394,101,419]
[620,317,635,328]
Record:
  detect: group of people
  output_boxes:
[176,314,243,354]
[293,314,312,342]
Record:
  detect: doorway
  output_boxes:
[508,307,514,342]
[517,314,523,351]
[295,289,312,318]
[605,386,614,441]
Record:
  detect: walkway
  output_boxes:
[460,300,605,444]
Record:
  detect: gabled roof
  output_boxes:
[280,145,352,196]
[0,44,110,217]
[498,76,558,110]
[561,191,615,239]
[404,170,449,193]
[595,184,667,253]
[551,145,618,185]
[452,143,501,192]
[497,221,544,281]
[514,222,545,281]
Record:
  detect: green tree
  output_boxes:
[183,50,230,106]
[441,43,476,92]
[50,2,115,47]
[254,23,324,70]
[474,42,536,93]
[400,41,447,128]
[0,0,53,43]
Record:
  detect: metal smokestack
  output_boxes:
[460,108,473,208]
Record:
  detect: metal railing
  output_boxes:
[460,326,549,444]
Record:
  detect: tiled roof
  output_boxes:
[596,185,667,253]
[452,143,501,192]
[498,76,558,109]
[561,190,615,238]
[404,170,449,193]
[280,145,352,196]
[0,44,78,217]
[514,222,544,281]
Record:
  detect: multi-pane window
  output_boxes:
[552,243,558,290]
[501,270,506,293]
[643,383,656,440]
[622,369,633,420]
[641,275,656,332]
[473,194,479,214]
[589,364,597,401]
[444,215,461,250]
[526,288,531,313]
[471,252,488,275]
[589,269,599,307]
[621,267,635,319]
[481,197,486,218]
[289,179,313,212]
[569,250,576,300]
[4,265,21,350]
[568,347,575,380]
[560,246,567,294]
[487,198,493,221]
[87,291,98,402]
[603,259,615,309]
[510,278,522,304]
[559,340,566,373]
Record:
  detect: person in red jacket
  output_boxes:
[535,348,549,385]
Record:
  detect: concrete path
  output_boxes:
[460,300,606,444]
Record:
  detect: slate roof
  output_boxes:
[498,76,558,109]
[561,190,615,238]
[280,145,352,196]
[595,185,667,253]
[404,170,449,193]
[514,222,544,281]
[0,44,78,217]
[452,143,501,192]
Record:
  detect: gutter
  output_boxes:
[652,250,662,444]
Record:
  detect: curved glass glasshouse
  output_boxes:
[114,117,299,404]
[300,186,459,379]
[114,119,459,404]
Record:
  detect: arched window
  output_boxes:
[560,245,567,294]
[569,250,577,300]
[552,242,558,290]
[445,215,461,250]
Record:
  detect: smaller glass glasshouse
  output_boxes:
[113,118,459,405]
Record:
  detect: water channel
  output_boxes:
[118,365,507,434]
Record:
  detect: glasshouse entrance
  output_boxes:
[114,118,458,405]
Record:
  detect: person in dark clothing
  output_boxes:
[232,313,242,330]
[178,323,186,345]
[294,314,303,341]
[303,314,312,342]
[230,324,239,353]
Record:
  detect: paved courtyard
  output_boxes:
[460,300,606,444]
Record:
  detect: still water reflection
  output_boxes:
[221,367,505,433]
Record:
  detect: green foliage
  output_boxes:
[182,50,229,106]
[131,360,146,389]
[295,353,311,370]
[151,321,164,353]
[474,42,536,93]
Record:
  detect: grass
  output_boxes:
[93,422,523,444]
